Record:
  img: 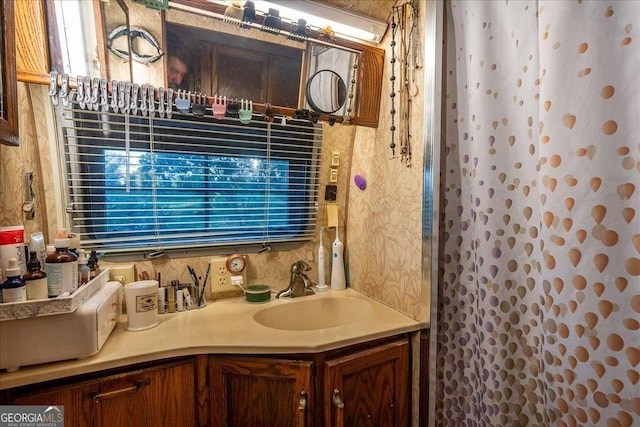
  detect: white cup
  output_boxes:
[124,280,159,331]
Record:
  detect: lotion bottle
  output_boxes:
[316,227,328,291]
[330,226,346,291]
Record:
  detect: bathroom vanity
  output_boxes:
[0,290,427,426]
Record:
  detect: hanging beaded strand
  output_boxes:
[343,57,358,125]
[389,10,398,158]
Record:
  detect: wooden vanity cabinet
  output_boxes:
[323,339,410,427]
[11,359,197,427]
[208,357,313,427]
[207,337,410,427]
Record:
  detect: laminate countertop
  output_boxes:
[0,288,425,390]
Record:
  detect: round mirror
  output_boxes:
[305,70,347,114]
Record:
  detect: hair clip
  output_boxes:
[242,1,256,28]
[227,98,240,118]
[212,95,227,119]
[289,18,310,42]
[223,2,243,25]
[192,93,207,116]
[318,26,336,42]
[238,99,253,124]
[262,103,275,122]
[175,89,191,114]
[262,8,282,34]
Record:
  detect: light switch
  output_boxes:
[331,151,340,167]
[329,169,338,183]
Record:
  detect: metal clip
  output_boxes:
[166,88,173,119]
[60,74,70,107]
[110,80,119,113]
[147,86,156,116]
[76,76,86,109]
[140,84,148,116]
[91,78,101,111]
[158,87,165,118]
[131,84,139,115]
[118,81,126,112]
[124,82,132,114]
[100,79,109,112]
[83,77,92,108]
[48,71,59,105]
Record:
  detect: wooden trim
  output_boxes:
[15,0,50,84]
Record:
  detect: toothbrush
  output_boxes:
[316,227,328,291]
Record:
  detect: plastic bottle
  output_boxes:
[316,227,328,292]
[330,226,346,291]
[1,258,27,303]
[23,250,48,300]
[88,249,100,279]
[77,249,90,286]
[45,232,78,297]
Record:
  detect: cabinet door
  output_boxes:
[209,357,312,427]
[80,360,196,427]
[13,360,196,427]
[324,339,410,427]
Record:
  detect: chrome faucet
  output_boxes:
[277,260,315,298]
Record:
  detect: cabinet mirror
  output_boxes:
[0,0,19,146]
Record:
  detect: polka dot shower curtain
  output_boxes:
[436,1,639,426]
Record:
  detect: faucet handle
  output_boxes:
[292,260,311,274]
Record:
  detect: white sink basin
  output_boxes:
[253,297,373,331]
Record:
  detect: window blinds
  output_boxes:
[58,104,323,254]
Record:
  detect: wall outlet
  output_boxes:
[106,264,136,286]
[206,256,245,300]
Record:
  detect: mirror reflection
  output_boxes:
[47,0,363,116]
[165,22,303,108]
[306,70,346,114]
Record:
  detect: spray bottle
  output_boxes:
[330,226,346,291]
[316,227,328,292]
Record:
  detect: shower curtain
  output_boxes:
[437,1,639,426]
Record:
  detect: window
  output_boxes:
[59,105,322,255]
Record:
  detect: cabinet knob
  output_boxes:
[332,389,345,409]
